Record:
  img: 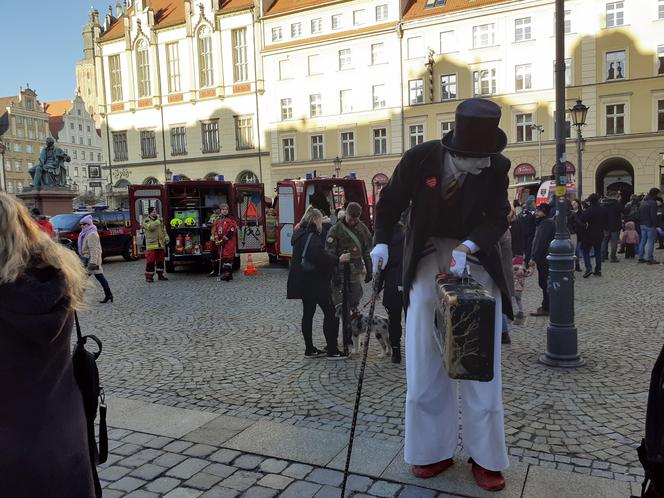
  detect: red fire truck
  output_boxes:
[128,179,266,272]
[266,174,371,261]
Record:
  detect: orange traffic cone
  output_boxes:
[244,254,258,276]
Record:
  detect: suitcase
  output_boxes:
[434,272,496,382]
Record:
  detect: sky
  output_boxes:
[0,0,110,102]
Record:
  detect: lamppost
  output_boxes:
[333,156,342,178]
[165,168,173,182]
[569,99,589,200]
[0,141,6,192]
[531,124,545,178]
[539,0,584,368]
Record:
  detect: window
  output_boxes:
[70,122,74,130]
[564,10,572,34]
[311,135,324,160]
[340,90,352,113]
[606,50,626,80]
[170,126,187,155]
[291,22,302,38]
[373,128,387,155]
[657,100,664,131]
[514,17,532,42]
[79,124,83,131]
[279,59,291,80]
[232,28,248,82]
[407,37,424,59]
[659,0,664,19]
[409,124,424,148]
[473,24,495,48]
[441,121,454,136]
[440,74,457,100]
[26,144,33,153]
[341,131,355,157]
[439,31,455,53]
[338,49,352,70]
[426,0,447,6]
[606,2,624,27]
[98,153,101,161]
[75,167,79,177]
[311,18,322,34]
[87,125,91,133]
[308,54,320,75]
[310,94,322,117]
[375,4,388,21]
[473,68,497,95]
[13,143,20,152]
[3,160,9,171]
[71,136,75,143]
[73,150,78,159]
[166,43,181,93]
[140,130,157,158]
[371,43,384,65]
[235,115,254,149]
[136,40,151,97]
[515,114,533,142]
[82,169,87,178]
[409,79,423,105]
[515,64,532,91]
[79,137,84,145]
[88,139,92,146]
[565,59,572,86]
[198,27,214,88]
[201,120,220,152]
[280,98,293,120]
[109,54,123,102]
[89,152,94,160]
[606,104,625,134]
[332,14,343,30]
[373,85,386,109]
[353,10,366,26]
[112,131,127,161]
[657,45,664,75]
[15,160,22,172]
[282,138,295,162]
[271,26,283,42]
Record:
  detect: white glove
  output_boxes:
[449,250,467,278]
[370,243,389,270]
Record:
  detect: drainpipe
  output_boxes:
[396,23,405,154]
[250,6,263,183]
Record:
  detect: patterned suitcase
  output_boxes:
[434,272,496,382]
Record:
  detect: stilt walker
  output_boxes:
[371,98,513,491]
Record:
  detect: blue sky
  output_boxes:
[1,0,110,102]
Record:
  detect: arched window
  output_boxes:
[136,40,151,97]
[205,172,219,180]
[236,170,259,184]
[114,179,130,188]
[175,174,190,181]
[143,176,160,185]
[198,26,214,88]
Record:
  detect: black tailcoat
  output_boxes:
[374,140,513,319]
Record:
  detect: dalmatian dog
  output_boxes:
[349,311,392,358]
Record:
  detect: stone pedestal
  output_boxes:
[17,187,76,216]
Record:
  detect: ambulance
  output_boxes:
[128,177,266,272]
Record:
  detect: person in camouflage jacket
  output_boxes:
[325,202,373,313]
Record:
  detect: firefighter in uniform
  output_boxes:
[142,207,170,282]
[325,202,373,315]
[210,204,238,281]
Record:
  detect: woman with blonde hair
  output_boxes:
[0,193,95,497]
[287,208,351,359]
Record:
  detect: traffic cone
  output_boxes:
[244,254,258,276]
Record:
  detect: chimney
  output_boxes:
[184,0,192,36]
[116,0,122,17]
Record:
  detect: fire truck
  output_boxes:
[128,178,266,273]
[266,174,371,261]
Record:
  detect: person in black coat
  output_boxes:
[530,203,556,316]
[638,188,661,264]
[580,193,608,277]
[519,197,537,265]
[381,216,406,364]
[600,192,625,262]
[287,208,350,359]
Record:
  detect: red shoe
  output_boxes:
[469,458,505,491]
[145,273,154,283]
[412,458,454,478]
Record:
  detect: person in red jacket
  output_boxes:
[31,208,54,238]
[210,204,238,281]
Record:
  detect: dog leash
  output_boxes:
[340,266,384,498]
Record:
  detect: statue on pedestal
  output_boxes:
[29,137,71,189]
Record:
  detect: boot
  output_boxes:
[157,271,168,281]
[221,271,233,282]
[391,346,401,364]
[501,332,511,344]
[145,272,154,283]
[100,288,114,304]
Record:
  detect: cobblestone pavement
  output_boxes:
[83,253,662,484]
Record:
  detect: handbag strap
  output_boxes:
[339,222,363,252]
[302,232,314,260]
[74,311,83,342]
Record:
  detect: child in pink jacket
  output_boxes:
[512,255,534,325]
[621,221,640,259]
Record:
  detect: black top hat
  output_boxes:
[441,98,507,157]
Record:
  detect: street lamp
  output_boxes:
[165,168,173,182]
[530,124,545,178]
[569,98,590,200]
[0,141,6,192]
[333,156,342,178]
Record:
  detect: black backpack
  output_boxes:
[632,344,664,498]
[72,312,108,498]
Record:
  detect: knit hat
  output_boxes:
[80,214,94,225]
[512,255,524,266]
[525,195,536,206]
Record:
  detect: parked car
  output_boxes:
[51,209,135,261]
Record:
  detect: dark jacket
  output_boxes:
[601,198,625,232]
[287,224,339,300]
[518,207,537,238]
[579,204,607,247]
[510,214,525,256]
[382,224,405,310]
[640,198,659,228]
[0,267,95,498]
[531,217,556,263]
[374,139,513,319]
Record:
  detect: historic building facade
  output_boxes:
[0,87,50,194]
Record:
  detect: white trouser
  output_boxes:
[404,252,509,471]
